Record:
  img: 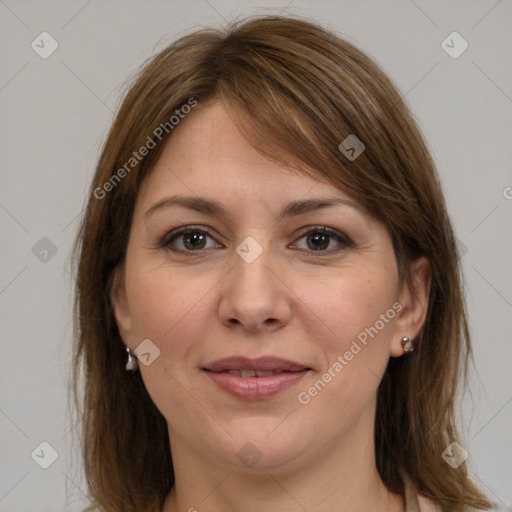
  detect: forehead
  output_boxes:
[135,100,357,211]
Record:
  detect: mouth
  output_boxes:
[213,369,296,377]
[202,356,312,400]
[204,356,310,373]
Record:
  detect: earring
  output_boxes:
[401,337,414,353]
[125,346,139,371]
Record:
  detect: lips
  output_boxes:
[221,369,286,377]
[203,356,311,400]
[204,356,309,373]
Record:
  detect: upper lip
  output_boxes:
[204,356,310,373]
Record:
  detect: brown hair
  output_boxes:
[71,14,494,512]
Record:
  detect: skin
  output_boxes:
[111,100,431,512]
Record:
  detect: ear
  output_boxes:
[390,256,431,357]
[109,265,133,341]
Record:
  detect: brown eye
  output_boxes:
[162,227,219,252]
[180,231,208,250]
[291,227,353,254]
[306,232,330,251]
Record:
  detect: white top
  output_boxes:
[403,474,441,512]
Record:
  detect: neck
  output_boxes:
[162,406,404,512]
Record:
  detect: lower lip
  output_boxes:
[203,370,309,400]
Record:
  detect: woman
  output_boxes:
[71,14,494,512]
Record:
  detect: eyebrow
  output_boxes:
[144,194,362,221]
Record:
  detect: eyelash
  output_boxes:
[159,225,354,256]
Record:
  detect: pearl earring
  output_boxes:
[125,346,139,371]
[401,337,414,353]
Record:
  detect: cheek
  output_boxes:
[305,267,398,352]
[127,266,212,345]
[295,269,398,407]
[125,266,213,421]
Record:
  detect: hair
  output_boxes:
[71,14,494,512]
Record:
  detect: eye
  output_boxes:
[160,225,353,255]
[290,226,353,254]
[161,226,221,252]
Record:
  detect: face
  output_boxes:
[111,100,429,474]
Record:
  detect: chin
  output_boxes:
[212,420,312,473]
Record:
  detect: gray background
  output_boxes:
[1,0,511,511]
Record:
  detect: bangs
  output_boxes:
[201,21,414,224]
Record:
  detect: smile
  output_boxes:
[203,356,312,400]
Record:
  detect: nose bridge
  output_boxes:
[232,234,277,296]
[218,233,291,330]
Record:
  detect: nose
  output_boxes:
[218,240,292,334]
